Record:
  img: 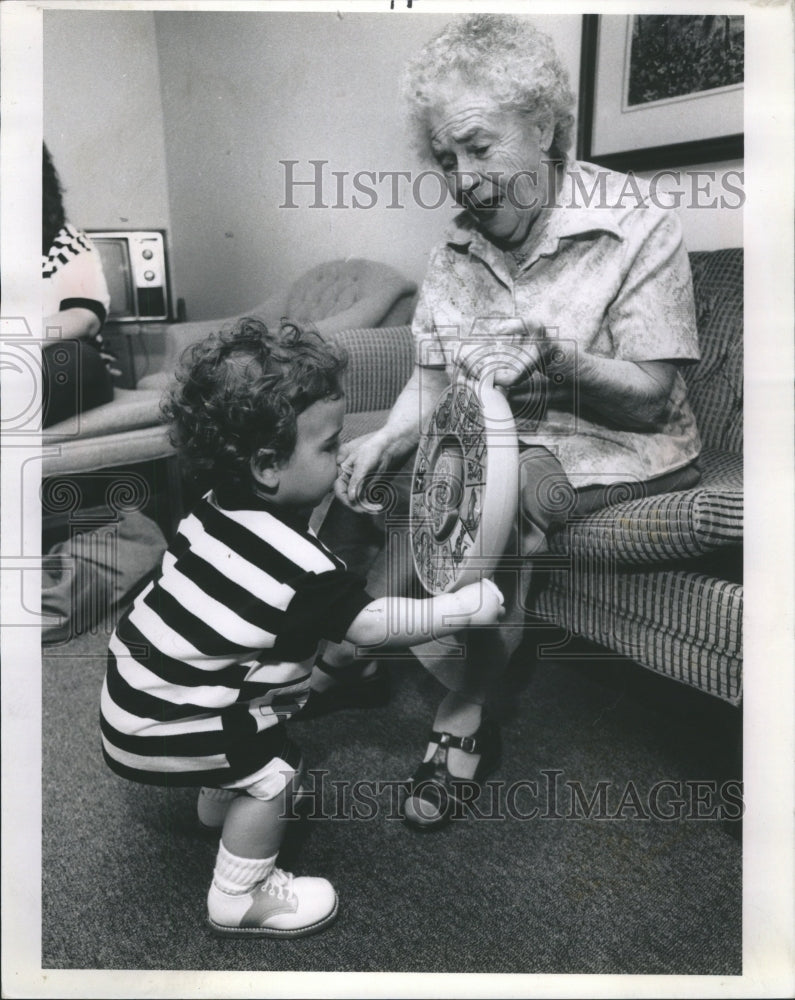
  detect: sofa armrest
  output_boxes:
[313,281,417,339]
[167,293,287,362]
[313,292,406,338]
[289,259,416,335]
[548,448,743,566]
[136,294,287,391]
[329,325,414,415]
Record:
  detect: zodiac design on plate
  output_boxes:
[411,377,519,595]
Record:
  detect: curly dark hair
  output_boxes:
[43,143,66,255]
[162,317,347,490]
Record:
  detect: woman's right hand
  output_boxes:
[334,365,446,512]
[334,431,393,512]
[454,317,546,388]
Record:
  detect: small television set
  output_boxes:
[87,230,172,322]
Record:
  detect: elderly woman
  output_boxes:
[316,14,701,828]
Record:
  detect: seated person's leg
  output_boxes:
[42,339,113,428]
[403,447,568,827]
[569,460,702,518]
[416,447,570,694]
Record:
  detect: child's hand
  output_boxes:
[453,577,505,626]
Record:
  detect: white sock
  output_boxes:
[212,841,277,896]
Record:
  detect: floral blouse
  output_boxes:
[412,160,701,487]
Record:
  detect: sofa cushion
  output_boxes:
[535,567,743,703]
[548,447,742,566]
[332,325,414,415]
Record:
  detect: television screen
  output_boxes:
[92,237,135,320]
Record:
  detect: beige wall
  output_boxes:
[637,161,744,251]
[153,11,581,319]
[43,10,171,235]
[44,10,742,322]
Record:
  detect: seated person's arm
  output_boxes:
[456,330,678,431]
[371,363,449,460]
[336,363,449,509]
[561,208,693,429]
[551,349,678,429]
[44,306,101,341]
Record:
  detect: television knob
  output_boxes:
[142,249,154,260]
[144,270,156,281]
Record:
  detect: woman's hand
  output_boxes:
[334,431,394,512]
[454,316,547,388]
[334,365,449,512]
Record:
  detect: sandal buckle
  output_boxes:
[431,731,479,753]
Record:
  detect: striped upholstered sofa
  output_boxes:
[331,248,743,705]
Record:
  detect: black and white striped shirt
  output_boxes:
[100,487,371,786]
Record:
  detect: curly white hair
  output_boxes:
[401,14,576,164]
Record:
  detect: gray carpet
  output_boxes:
[42,622,741,974]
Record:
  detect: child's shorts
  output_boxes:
[219,728,303,802]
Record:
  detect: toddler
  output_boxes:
[100,318,504,939]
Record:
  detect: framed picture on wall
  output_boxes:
[577,14,744,170]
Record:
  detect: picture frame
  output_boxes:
[577,14,744,171]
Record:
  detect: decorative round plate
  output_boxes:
[410,376,519,595]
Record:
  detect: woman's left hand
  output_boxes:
[453,316,548,388]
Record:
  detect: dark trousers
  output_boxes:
[42,339,114,428]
